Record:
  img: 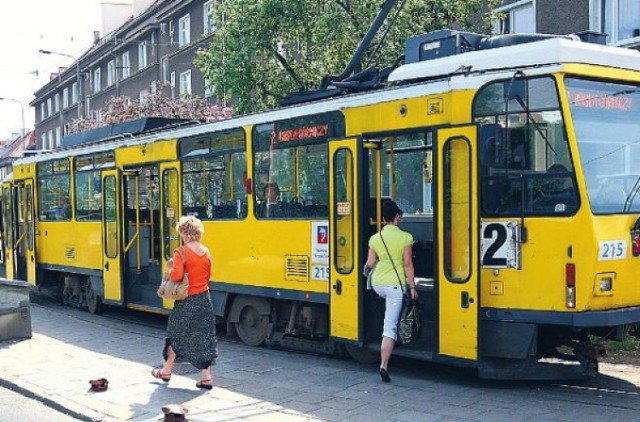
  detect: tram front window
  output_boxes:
[474,76,578,217]
[566,78,640,214]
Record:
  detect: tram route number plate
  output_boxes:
[598,240,627,261]
[312,265,329,281]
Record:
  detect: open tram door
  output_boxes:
[2,182,15,279]
[159,162,181,307]
[101,169,124,304]
[435,125,479,362]
[328,138,362,342]
[9,179,35,284]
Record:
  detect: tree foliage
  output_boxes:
[68,83,233,134]
[196,0,500,114]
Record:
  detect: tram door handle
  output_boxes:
[461,291,474,308]
[104,262,109,271]
[333,279,342,295]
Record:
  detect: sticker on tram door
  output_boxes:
[480,221,521,269]
[632,217,640,257]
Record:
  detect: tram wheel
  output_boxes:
[345,344,379,364]
[85,279,104,314]
[235,304,269,346]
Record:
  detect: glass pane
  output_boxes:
[566,77,640,213]
[104,176,117,258]
[162,169,180,259]
[75,171,102,221]
[333,148,354,274]
[443,138,471,282]
[26,185,33,250]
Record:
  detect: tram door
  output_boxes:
[122,166,161,306]
[159,163,181,305]
[11,180,34,283]
[2,182,15,279]
[329,138,361,341]
[436,126,479,361]
[102,170,123,303]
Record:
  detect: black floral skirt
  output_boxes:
[164,291,218,369]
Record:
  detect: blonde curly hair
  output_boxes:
[176,215,204,242]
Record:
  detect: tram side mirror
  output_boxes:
[479,124,506,167]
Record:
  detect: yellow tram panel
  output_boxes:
[115,138,178,166]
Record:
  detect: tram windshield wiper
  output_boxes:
[623,175,640,213]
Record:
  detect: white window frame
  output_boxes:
[72,82,78,104]
[161,56,169,82]
[590,0,640,45]
[170,71,176,88]
[40,103,45,121]
[139,89,149,103]
[204,1,215,35]
[179,70,192,98]
[121,51,130,78]
[47,130,53,150]
[54,93,60,113]
[47,98,52,117]
[63,88,69,109]
[107,60,116,86]
[93,68,102,93]
[55,126,62,148]
[493,0,536,35]
[41,133,46,149]
[139,41,148,69]
[179,14,191,47]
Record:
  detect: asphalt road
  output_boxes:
[0,385,81,421]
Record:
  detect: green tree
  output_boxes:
[196,0,499,114]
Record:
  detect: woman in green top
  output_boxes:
[365,200,418,383]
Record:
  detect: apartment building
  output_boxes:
[31,0,220,150]
[494,0,640,48]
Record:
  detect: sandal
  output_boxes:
[89,378,109,392]
[151,368,171,383]
[195,379,213,390]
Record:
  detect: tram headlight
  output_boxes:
[599,277,613,292]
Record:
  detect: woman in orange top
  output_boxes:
[151,215,218,390]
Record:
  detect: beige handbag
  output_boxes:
[157,247,189,300]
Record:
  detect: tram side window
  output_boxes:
[252,113,345,220]
[38,159,71,221]
[474,76,578,216]
[74,153,112,221]
[179,129,247,220]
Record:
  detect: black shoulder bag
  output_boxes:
[380,231,421,345]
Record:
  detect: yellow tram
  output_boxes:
[3,29,640,379]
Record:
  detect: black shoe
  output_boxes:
[379,368,391,383]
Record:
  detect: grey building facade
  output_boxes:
[494,0,640,48]
[31,0,220,151]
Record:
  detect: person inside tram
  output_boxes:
[258,182,282,218]
[57,195,71,220]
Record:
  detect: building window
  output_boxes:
[54,94,60,113]
[493,0,535,34]
[204,1,215,34]
[140,89,149,102]
[48,130,53,150]
[41,133,46,148]
[591,0,640,44]
[179,70,192,98]
[85,97,91,116]
[55,126,61,148]
[47,98,52,117]
[107,60,116,86]
[63,88,69,109]
[72,82,78,104]
[161,57,169,82]
[139,41,148,69]
[121,51,130,78]
[93,68,101,93]
[40,103,45,121]
[179,14,190,47]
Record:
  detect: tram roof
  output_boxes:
[389,37,640,83]
[16,38,639,169]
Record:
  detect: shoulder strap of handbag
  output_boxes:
[380,230,405,293]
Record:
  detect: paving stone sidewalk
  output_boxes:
[0,303,416,422]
